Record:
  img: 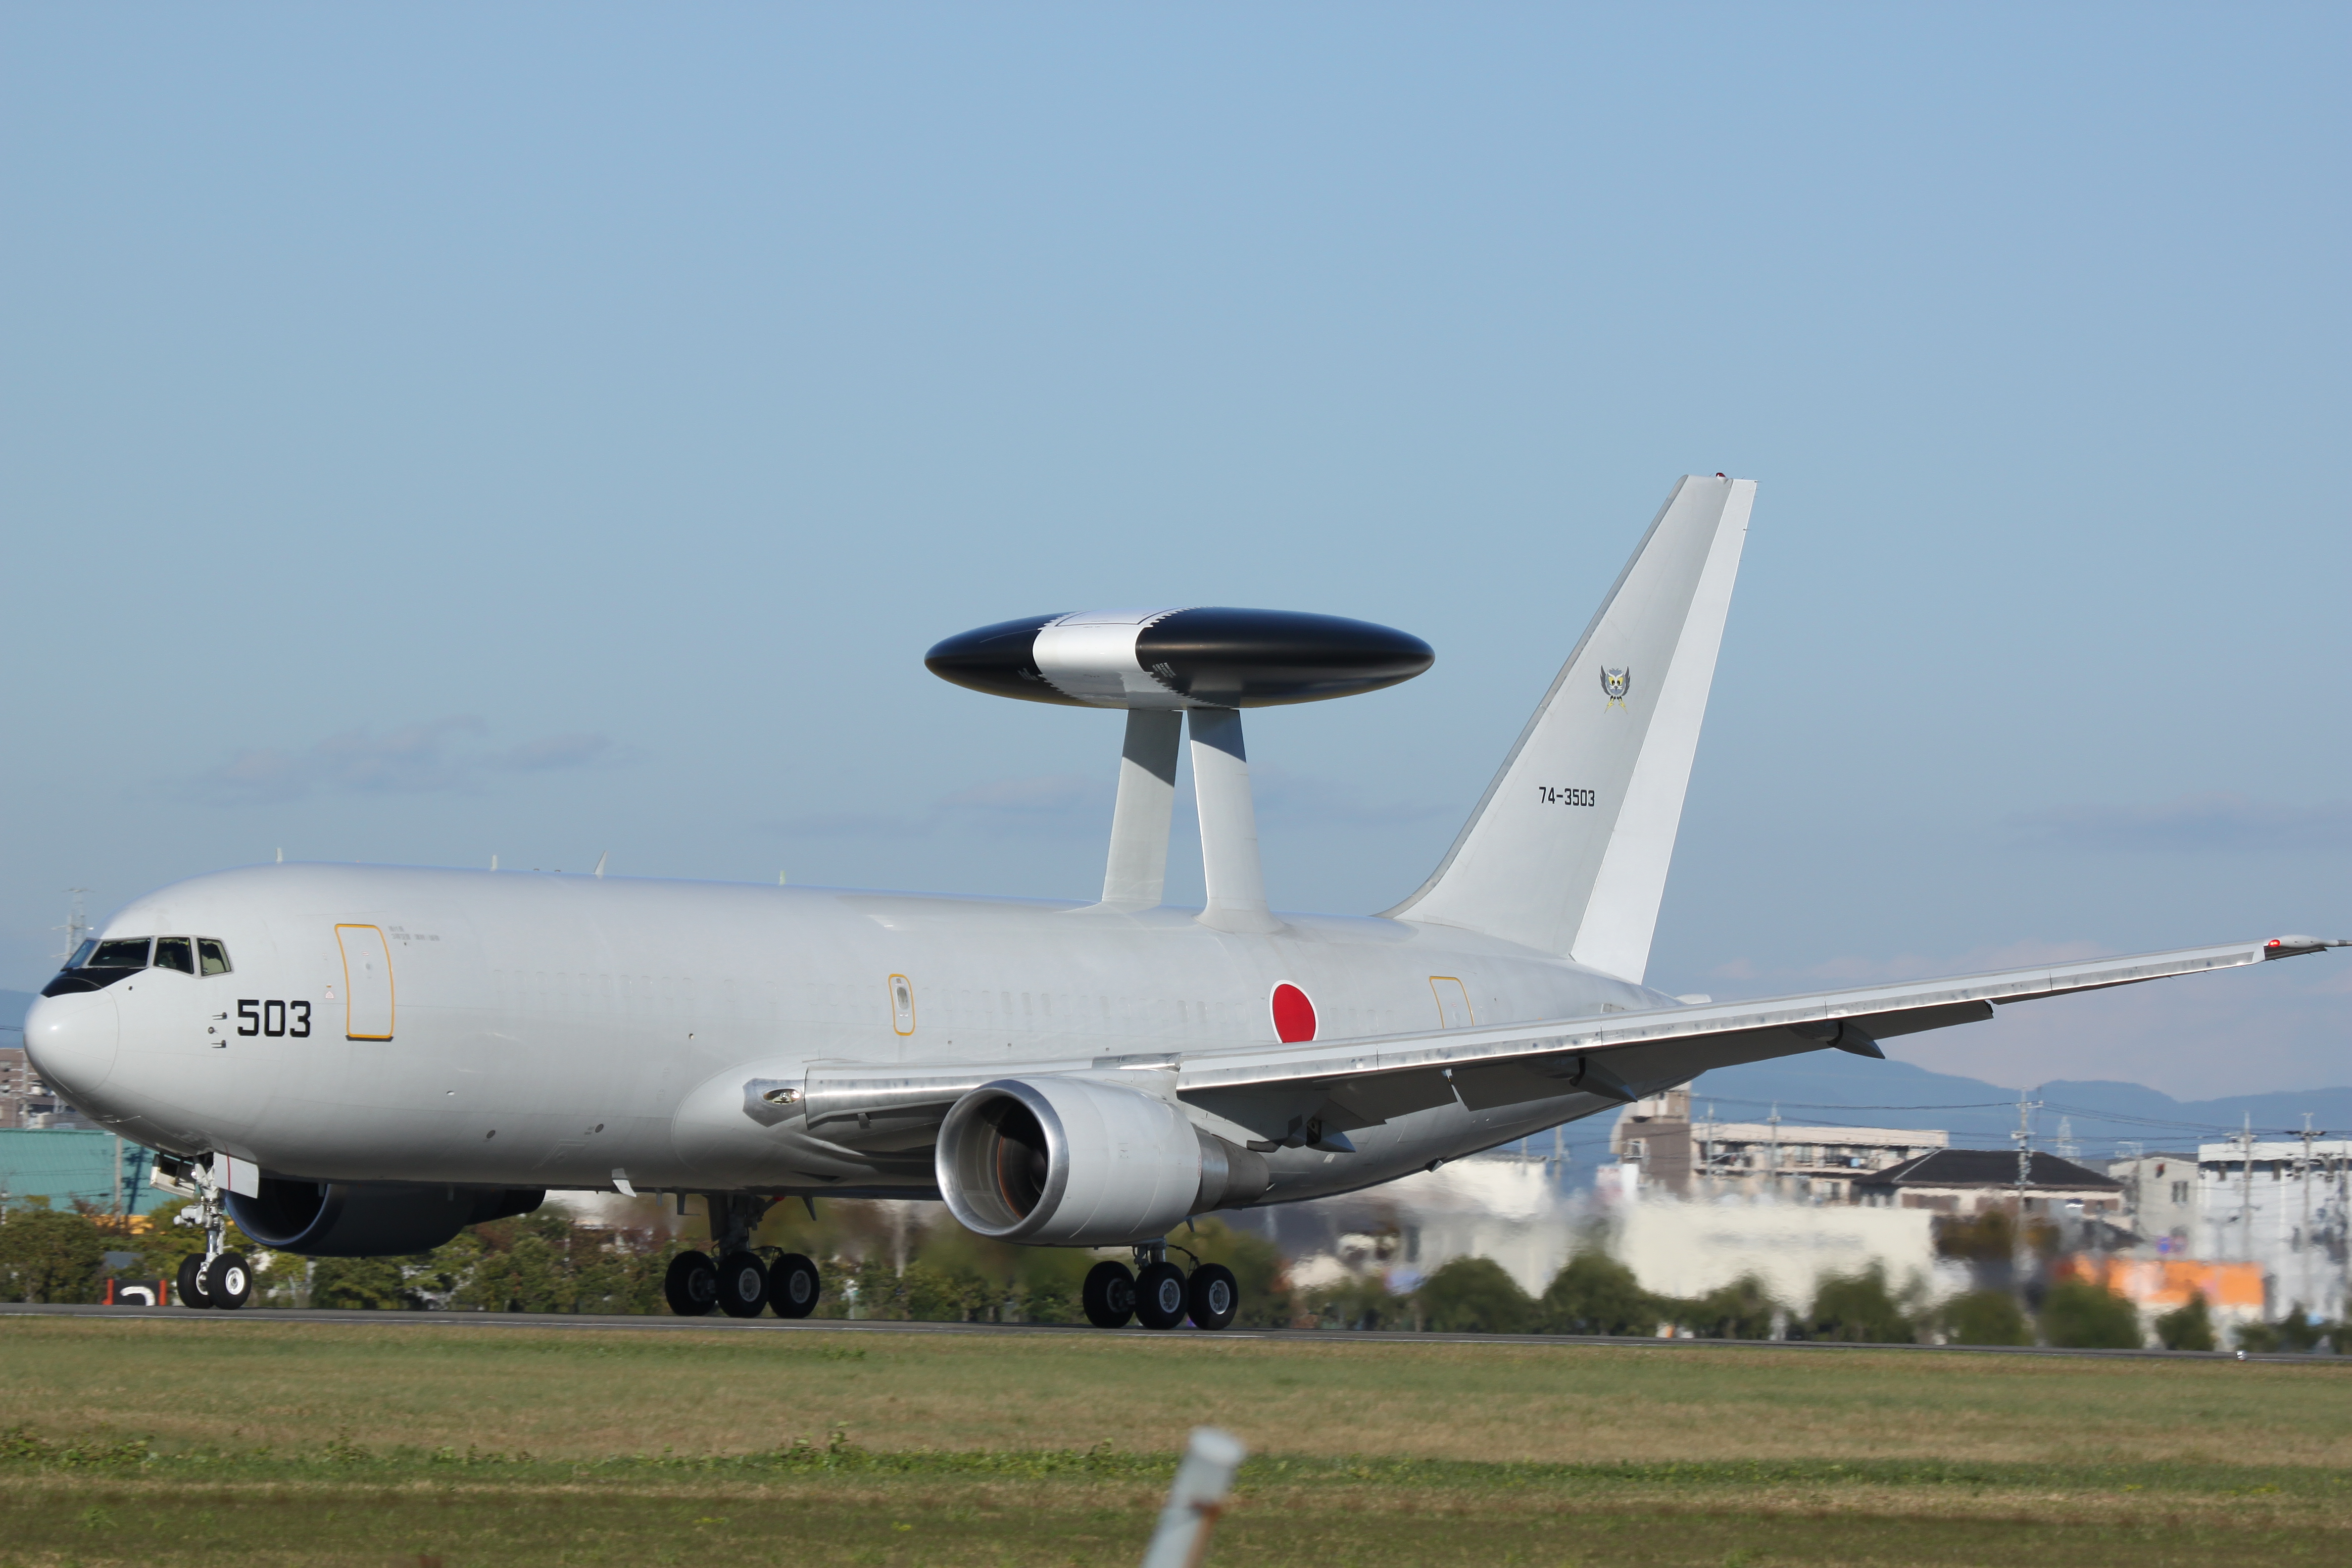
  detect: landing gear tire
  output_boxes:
[1082,1261,1136,1328]
[1134,1261,1189,1330]
[1186,1263,1239,1330]
[176,1253,212,1309]
[199,1251,253,1310]
[715,1250,769,1318]
[664,1250,718,1317]
[769,1253,821,1319]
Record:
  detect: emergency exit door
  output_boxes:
[336,925,395,1039]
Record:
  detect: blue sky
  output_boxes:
[5,5,2345,1097]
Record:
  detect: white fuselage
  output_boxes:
[29,862,1664,1210]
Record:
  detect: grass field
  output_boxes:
[3,1316,2348,1567]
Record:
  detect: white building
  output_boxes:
[1613,1086,1948,1201]
[2192,1135,2351,1318]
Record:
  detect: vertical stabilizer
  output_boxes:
[1385,475,1752,979]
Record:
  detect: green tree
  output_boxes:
[446,1210,677,1313]
[2153,1292,2216,1352]
[1537,1248,1655,1336]
[2038,1278,2140,1349]
[1304,1273,1411,1331]
[1178,1219,1288,1327]
[1415,1256,1534,1333]
[1943,1289,2031,1346]
[1807,1266,1913,1343]
[310,1255,413,1310]
[0,1203,106,1303]
[1667,1274,1778,1340]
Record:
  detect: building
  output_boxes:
[2191,1134,2349,1319]
[2107,1152,2201,1251]
[0,1128,166,1216]
[1612,1086,1948,1201]
[1852,1148,2124,1216]
[2057,1254,2269,1336]
[0,1044,97,1129]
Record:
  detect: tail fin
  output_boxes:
[1385,475,1753,980]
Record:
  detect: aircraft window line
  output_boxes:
[67,939,96,969]
[152,937,196,975]
[198,938,232,976]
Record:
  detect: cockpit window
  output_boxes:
[198,938,232,976]
[40,935,164,997]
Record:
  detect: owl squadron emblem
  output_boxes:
[1600,666,1631,706]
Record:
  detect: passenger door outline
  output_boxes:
[336,924,396,1040]
[1429,976,1475,1029]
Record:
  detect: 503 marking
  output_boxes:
[237,999,312,1038]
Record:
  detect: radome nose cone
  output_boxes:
[24,993,119,1100]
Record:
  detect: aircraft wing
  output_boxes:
[1175,938,2315,1125]
[797,937,2335,1143]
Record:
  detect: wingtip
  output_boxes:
[2264,935,2349,958]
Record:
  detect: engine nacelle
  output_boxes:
[935,1076,1270,1246]
[226,1178,544,1257]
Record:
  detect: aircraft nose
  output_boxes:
[23,992,120,1102]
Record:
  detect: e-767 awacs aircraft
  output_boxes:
[27,475,2346,1327]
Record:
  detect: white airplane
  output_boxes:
[25,475,2343,1328]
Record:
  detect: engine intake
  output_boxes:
[227,1178,544,1257]
[935,1077,1270,1246]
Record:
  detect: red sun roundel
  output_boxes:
[1270,983,1317,1043]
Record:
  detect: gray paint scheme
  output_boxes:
[22,475,2334,1245]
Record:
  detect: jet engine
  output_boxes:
[226,1177,544,1257]
[935,1076,1270,1246]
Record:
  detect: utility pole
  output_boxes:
[54,888,89,966]
[2300,1115,2318,1314]
[1702,1101,1716,1196]
[2239,1114,2255,1264]
[2011,1089,2042,1201]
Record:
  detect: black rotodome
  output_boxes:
[925,607,1434,708]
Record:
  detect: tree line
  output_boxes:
[0,1194,2338,1351]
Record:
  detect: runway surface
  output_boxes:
[0,1300,2317,1363]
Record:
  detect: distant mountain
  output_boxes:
[0,990,32,1033]
[1689,1052,2352,1158]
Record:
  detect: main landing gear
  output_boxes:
[662,1193,822,1320]
[1082,1243,1238,1331]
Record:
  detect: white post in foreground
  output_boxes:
[1139,1426,1248,1568]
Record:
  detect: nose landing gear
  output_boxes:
[170,1157,250,1310]
[1082,1242,1241,1330]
